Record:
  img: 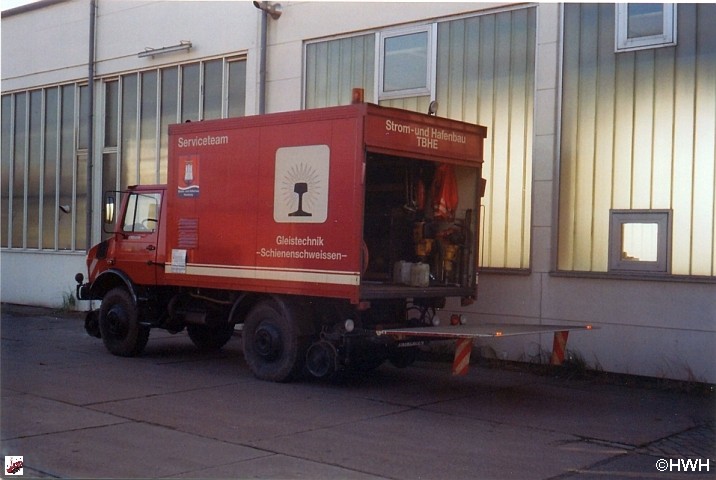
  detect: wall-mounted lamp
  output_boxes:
[138,40,192,58]
[252,1,282,20]
[427,100,439,116]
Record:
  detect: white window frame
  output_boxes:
[615,3,676,52]
[378,24,437,101]
[608,210,672,273]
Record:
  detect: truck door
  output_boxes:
[115,190,163,286]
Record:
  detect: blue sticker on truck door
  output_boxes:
[273,145,329,223]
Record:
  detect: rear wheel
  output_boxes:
[99,287,149,357]
[242,301,306,382]
[187,324,234,351]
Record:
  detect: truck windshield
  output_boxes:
[122,193,161,233]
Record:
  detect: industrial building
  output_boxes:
[2,1,714,382]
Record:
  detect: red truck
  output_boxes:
[76,102,587,381]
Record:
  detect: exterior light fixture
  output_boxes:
[138,40,192,58]
[427,100,439,116]
[252,1,282,20]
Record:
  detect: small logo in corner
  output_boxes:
[5,456,23,476]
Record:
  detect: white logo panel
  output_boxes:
[274,145,330,223]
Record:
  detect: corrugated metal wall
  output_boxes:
[436,9,536,269]
[559,3,716,277]
[304,7,536,270]
[305,34,375,109]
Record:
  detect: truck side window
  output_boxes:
[122,193,161,233]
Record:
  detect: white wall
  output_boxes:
[93,1,258,75]
[1,0,89,90]
[459,274,716,383]
[0,250,88,309]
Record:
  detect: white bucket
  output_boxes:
[410,262,430,287]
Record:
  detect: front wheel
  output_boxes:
[99,287,149,357]
[242,301,306,382]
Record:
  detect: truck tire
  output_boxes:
[99,287,149,357]
[242,301,305,382]
[187,324,234,351]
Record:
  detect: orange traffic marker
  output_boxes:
[452,337,473,375]
[550,330,569,365]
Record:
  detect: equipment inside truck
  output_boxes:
[361,152,479,300]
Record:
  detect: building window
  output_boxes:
[105,57,247,191]
[1,84,87,251]
[616,3,676,52]
[609,210,671,273]
[379,25,435,100]
[1,56,246,252]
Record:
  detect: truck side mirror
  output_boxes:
[104,195,116,225]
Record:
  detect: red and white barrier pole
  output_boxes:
[452,338,473,375]
[550,330,569,365]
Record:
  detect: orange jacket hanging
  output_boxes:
[432,164,458,221]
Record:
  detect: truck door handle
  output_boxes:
[146,245,156,251]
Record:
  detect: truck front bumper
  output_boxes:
[76,282,93,301]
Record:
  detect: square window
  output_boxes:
[616,4,676,52]
[609,210,671,273]
[379,25,435,100]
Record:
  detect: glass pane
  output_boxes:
[122,193,138,231]
[102,152,117,202]
[58,85,75,250]
[621,223,659,262]
[181,63,200,122]
[75,152,87,249]
[383,31,428,92]
[101,152,117,241]
[104,81,119,147]
[139,71,157,183]
[203,59,223,120]
[160,67,178,184]
[79,84,89,149]
[1,95,11,248]
[27,90,42,248]
[627,4,663,38]
[43,87,59,249]
[228,60,246,118]
[13,93,27,248]
[121,74,138,188]
[122,192,160,232]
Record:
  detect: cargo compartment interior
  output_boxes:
[360,152,479,299]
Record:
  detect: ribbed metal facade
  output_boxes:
[559,4,716,277]
[305,7,537,270]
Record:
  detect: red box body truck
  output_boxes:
[77,102,492,381]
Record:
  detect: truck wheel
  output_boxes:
[99,287,149,357]
[187,324,234,351]
[242,301,305,382]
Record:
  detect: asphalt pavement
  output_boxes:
[1,304,714,479]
